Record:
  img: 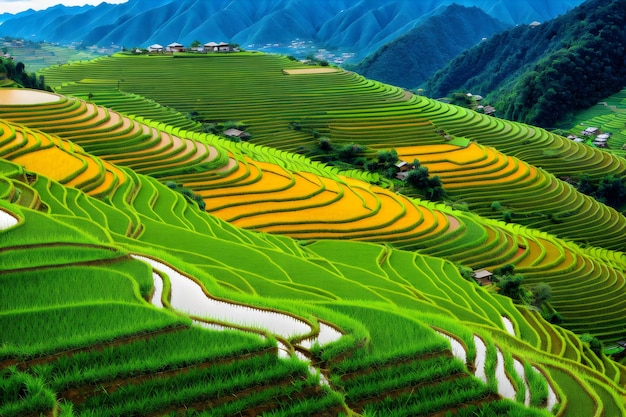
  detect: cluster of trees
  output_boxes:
[0,57,49,90]
[424,0,626,128]
[165,182,206,211]
[403,160,446,201]
[575,173,626,210]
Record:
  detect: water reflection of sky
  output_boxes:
[133,254,312,338]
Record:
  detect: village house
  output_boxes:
[166,42,185,52]
[204,42,232,52]
[394,161,410,172]
[581,126,599,136]
[472,269,493,286]
[482,105,496,116]
[147,44,164,53]
[223,128,251,141]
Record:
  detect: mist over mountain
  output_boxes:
[423,0,626,127]
[0,0,584,60]
[348,5,510,90]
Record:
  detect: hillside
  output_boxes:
[1,83,626,415]
[0,0,584,61]
[2,50,626,414]
[349,5,510,90]
[423,0,626,127]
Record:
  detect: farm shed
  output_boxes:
[395,161,410,172]
[224,128,250,141]
[472,269,493,286]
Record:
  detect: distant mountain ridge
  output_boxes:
[349,4,511,89]
[0,0,584,60]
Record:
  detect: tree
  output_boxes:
[497,273,525,302]
[581,333,603,355]
[533,283,552,308]
[190,40,201,48]
[318,137,332,152]
[492,264,527,303]
[406,166,430,189]
[376,149,399,166]
[450,92,473,108]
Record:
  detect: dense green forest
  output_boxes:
[348,5,509,89]
[424,0,626,127]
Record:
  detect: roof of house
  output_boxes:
[394,161,408,168]
[167,42,183,47]
[473,269,493,279]
[204,42,218,47]
[224,128,244,137]
[148,44,163,49]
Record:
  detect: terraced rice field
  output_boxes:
[39,54,626,251]
[2,87,626,348]
[2,152,623,415]
[563,88,626,158]
[0,53,625,415]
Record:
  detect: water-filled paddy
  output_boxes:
[0,89,61,105]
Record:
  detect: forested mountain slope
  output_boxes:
[424,0,626,127]
[349,4,510,89]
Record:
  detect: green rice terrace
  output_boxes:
[0,52,625,416]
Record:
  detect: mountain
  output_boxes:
[348,4,511,90]
[0,0,584,60]
[423,0,626,127]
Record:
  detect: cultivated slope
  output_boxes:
[39,54,626,252]
[1,112,625,415]
[2,84,626,348]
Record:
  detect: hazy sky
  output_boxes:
[0,1,128,14]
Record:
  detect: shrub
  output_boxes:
[580,333,603,355]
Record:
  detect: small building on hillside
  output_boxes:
[204,42,231,52]
[483,105,496,116]
[529,21,541,28]
[223,128,251,141]
[217,42,230,52]
[472,269,493,286]
[395,171,409,181]
[166,42,185,52]
[204,42,218,51]
[581,126,599,136]
[148,44,164,53]
[395,161,410,172]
